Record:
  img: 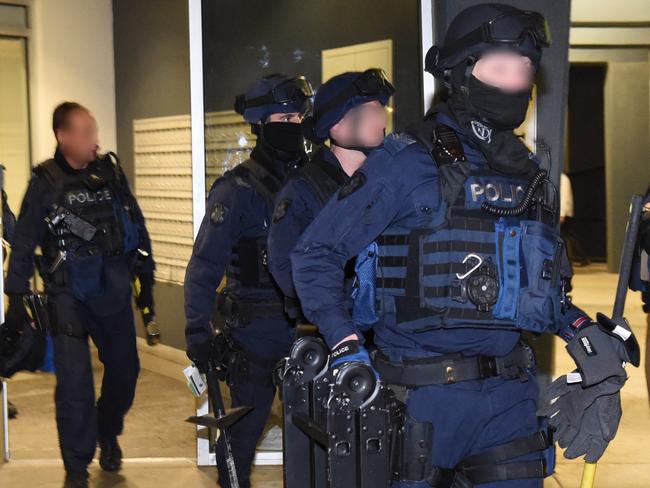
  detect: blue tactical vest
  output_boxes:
[224,157,283,294]
[375,115,570,335]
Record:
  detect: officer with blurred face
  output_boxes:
[4,102,154,488]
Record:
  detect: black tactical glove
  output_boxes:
[539,374,624,462]
[135,272,155,316]
[566,314,639,387]
[187,339,212,375]
[210,329,232,381]
[4,294,31,333]
[135,273,160,345]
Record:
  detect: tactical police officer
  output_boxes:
[268,69,394,321]
[4,102,155,488]
[291,5,639,487]
[184,74,312,488]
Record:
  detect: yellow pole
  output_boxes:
[580,462,597,488]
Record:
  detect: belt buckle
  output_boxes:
[442,360,456,384]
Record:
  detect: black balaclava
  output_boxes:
[448,69,536,175]
[257,121,307,170]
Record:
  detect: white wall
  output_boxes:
[29,0,116,163]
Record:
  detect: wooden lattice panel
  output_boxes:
[134,115,193,284]
[204,111,255,193]
[133,111,254,284]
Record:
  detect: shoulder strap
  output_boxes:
[238,158,284,208]
[33,159,65,195]
[300,151,347,207]
[405,116,470,208]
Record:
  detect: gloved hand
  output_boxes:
[211,329,232,381]
[135,273,159,345]
[135,272,155,315]
[187,339,212,374]
[329,339,372,370]
[566,314,639,388]
[4,294,31,333]
[539,374,624,462]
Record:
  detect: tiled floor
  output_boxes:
[0,263,648,487]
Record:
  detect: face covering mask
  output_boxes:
[448,76,536,176]
[467,75,531,130]
[261,121,305,158]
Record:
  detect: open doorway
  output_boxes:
[0,34,31,213]
[566,63,607,263]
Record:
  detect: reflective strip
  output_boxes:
[566,372,583,384]
[612,325,632,341]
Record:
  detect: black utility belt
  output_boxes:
[216,293,285,319]
[373,341,535,387]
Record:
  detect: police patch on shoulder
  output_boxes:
[273,198,292,223]
[233,175,251,188]
[338,171,366,200]
[210,202,229,225]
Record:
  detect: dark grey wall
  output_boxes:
[201,0,422,132]
[113,0,190,181]
[113,0,190,349]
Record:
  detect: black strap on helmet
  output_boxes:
[436,10,550,72]
[234,76,314,115]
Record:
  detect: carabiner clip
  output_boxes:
[456,253,483,280]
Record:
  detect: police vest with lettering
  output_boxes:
[375,115,569,334]
[36,157,129,262]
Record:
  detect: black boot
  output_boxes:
[8,401,18,419]
[98,436,123,472]
[63,470,89,488]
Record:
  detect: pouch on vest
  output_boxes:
[493,218,563,332]
[68,251,105,302]
[115,203,139,253]
[352,241,379,330]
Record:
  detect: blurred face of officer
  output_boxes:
[472,51,534,93]
[329,100,387,149]
[55,109,99,165]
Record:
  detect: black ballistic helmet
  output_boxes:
[426,3,550,83]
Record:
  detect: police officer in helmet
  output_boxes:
[4,102,155,488]
[184,74,312,488]
[268,69,394,319]
[291,4,639,487]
